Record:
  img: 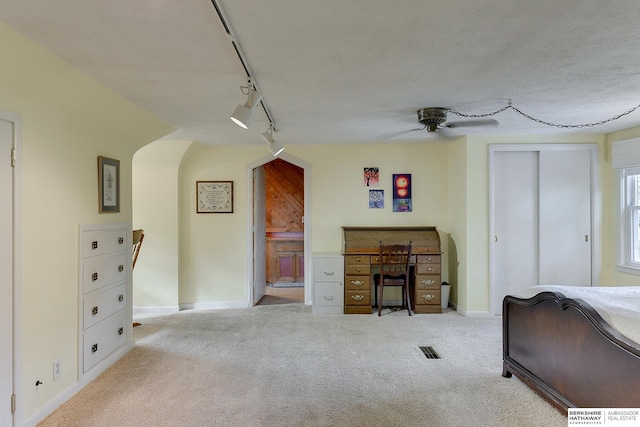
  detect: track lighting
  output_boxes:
[262,125,285,156]
[230,79,262,129]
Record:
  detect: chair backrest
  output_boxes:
[378,241,412,280]
[132,229,145,270]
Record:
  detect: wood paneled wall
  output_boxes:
[264,158,304,232]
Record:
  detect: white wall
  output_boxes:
[175,141,451,307]
[133,140,192,310]
[0,20,173,422]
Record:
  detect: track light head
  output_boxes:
[262,125,285,157]
[230,81,262,129]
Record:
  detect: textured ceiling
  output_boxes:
[1,0,640,146]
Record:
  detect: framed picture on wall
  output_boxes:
[197,181,234,213]
[369,189,384,208]
[392,173,412,212]
[98,156,120,213]
[364,167,379,187]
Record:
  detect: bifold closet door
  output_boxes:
[538,150,592,286]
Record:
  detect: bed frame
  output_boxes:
[502,291,640,413]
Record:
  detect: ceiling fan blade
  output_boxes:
[443,118,499,129]
[376,126,425,140]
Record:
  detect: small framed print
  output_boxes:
[364,167,379,187]
[98,156,120,213]
[197,181,233,213]
[369,189,384,208]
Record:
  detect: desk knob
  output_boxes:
[421,294,435,301]
[351,280,364,286]
[351,294,364,301]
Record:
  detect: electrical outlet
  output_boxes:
[53,358,61,381]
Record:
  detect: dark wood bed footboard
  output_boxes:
[502,292,640,413]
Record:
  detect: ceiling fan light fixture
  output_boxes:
[417,108,450,132]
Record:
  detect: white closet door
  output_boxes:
[493,151,539,314]
[538,150,592,286]
[253,166,267,304]
[0,118,13,427]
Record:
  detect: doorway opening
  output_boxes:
[248,153,311,306]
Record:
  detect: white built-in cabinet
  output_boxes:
[490,144,598,315]
[312,254,344,314]
[78,222,133,380]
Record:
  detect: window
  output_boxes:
[619,167,640,273]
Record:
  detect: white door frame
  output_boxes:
[1,109,22,427]
[246,152,312,306]
[488,143,600,316]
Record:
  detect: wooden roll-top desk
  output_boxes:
[342,226,442,314]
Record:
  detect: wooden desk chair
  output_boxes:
[132,229,145,270]
[373,241,413,316]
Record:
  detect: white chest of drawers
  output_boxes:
[312,254,344,314]
[78,222,133,379]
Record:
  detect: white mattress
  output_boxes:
[519,285,640,345]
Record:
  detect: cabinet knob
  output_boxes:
[422,279,436,285]
[92,306,99,316]
[118,294,124,302]
[118,237,124,245]
[92,241,98,250]
[91,343,98,353]
[118,327,124,335]
[351,294,364,301]
[421,294,435,301]
[356,257,361,262]
[351,280,364,286]
[92,272,98,282]
[118,265,124,272]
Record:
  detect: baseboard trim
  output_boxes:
[133,306,179,315]
[179,301,248,311]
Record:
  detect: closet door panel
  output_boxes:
[493,151,539,314]
[538,150,591,286]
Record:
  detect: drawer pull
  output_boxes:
[355,257,361,262]
[118,294,124,302]
[350,280,364,286]
[92,306,99,316]
[92,272,98,282]
[118,237,124,245]
[421,279,436,286]
[92,241,98,250]
[421,294,436,301]
[118,327,124,335]
[355,267,361,272]
[427,257,432,261]
[323,270,334,276]
[323,295,334,301]
[351,294,365,301]
[427,267,433,271]
[92,343,98,353]
[118,264,124,272]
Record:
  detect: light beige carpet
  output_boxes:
[38,305,566,427]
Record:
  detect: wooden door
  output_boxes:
[0,117,14,427]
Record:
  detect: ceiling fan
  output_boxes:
[417,107,498,132]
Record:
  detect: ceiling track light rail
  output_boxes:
[211,0,277,132]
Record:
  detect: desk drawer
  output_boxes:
[417,254,440,264]
[345,255,370,265]
[345,265,370,276]
[82,253,127,294]
[415,289,440,306]
[415,275,440,289]
[417,263,440,275]
[314,257,343,281]
[346,290,370,306]
[345,275,370,290]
